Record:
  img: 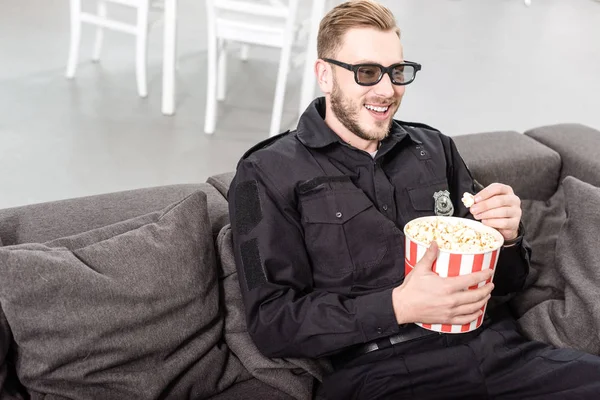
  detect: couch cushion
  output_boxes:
[0,183,229,246]
[525,123,600,188]
[516,177,600,355]
[0,191,247,399]
[511,184,566,317]
[453,131,561,201]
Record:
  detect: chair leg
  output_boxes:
[204,45,218,134]
[204,0,218,134]
[217,40,227,101]
[92,1,107,62]
[66,0,82,78]
[270,42,293,137]
[161,0,177,115]
[298,0,325,118]
[240,45,249,61]
[135,1,149,98]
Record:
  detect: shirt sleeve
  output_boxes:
[228,157,399,359]
[444,136,530,295]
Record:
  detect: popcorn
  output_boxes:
[405,217,499,252]
[462,192,475,208]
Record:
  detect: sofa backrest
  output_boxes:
[525,123,600,188]
[0,183,229,246]
[454,130,562,201]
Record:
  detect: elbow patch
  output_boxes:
[234,180,263,235]
[240,238,267,291]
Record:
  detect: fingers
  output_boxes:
[470,184,522,240]
[415,241,438,271]
[452,294,491,317]
[448,269,494,291]
[447,310,485,326]
[474,183,514,203]
[472,206,521,221]
[453,283,494,304]
[470,195,521,216]
[443,285,493,325]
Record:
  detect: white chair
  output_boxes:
[204,0,300,137]
[66,0,165,98]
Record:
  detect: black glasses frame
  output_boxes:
[322,58,422,86]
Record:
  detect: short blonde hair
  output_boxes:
[317,0,401,59]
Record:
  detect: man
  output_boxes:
[228,1,600,398]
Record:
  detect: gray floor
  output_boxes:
[1,0,599,209]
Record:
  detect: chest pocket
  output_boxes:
[406,179,451,217]
[299,188,388,278]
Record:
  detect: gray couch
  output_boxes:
[1,123,599,399]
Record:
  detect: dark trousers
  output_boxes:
[317,318,600,399]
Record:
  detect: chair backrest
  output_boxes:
[99,0,148,6]
[206,0,299,48]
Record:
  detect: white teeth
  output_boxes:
[365,105,389,113]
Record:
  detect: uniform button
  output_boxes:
[335,212,343,218]
[376,327,383,334]
[382,204,388,211]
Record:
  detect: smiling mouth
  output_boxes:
[364,104,390,113]
[364,103,394,121]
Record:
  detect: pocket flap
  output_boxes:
[407,180,449,211]
[301,190,373,224]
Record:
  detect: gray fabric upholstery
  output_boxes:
[0,192,247,399]
[512,184,566,317]
[0,183,230,246]
[516,177,600,355]
[525,124,600,188]
[216,225,332,400]
[453,131,561,201]
[2,123,599,399]
[207,172,235,199]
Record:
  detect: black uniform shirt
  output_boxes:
[229,97,530,359]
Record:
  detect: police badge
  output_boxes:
[433,190,454,216]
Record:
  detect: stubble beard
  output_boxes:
[330,75,398,142]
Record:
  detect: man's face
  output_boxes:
[328,28,406,142]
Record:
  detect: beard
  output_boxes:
[330,74,398,142]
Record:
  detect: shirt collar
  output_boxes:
[296,97,422,149]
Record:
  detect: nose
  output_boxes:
[372,72,396,98]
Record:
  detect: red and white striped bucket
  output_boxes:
[403,216,504,333]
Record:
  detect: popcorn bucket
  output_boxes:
[403,216,504,333]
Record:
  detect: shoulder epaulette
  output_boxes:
[241,130,293,160]
[396,120,442,134]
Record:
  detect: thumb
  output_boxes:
[415,241,438,271]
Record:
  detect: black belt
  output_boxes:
[331,318,491,370]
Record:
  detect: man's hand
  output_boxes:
[392,242,495,325]
[470,183,521,241]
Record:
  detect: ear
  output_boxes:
[315,59,333,94]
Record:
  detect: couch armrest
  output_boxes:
[207,171,235,199]
[453,131,561,201]
[525,123,600,188]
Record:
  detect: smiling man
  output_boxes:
[321,28,409,151]
[228,1,600,399]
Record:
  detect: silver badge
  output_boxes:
[433,190,454,216]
